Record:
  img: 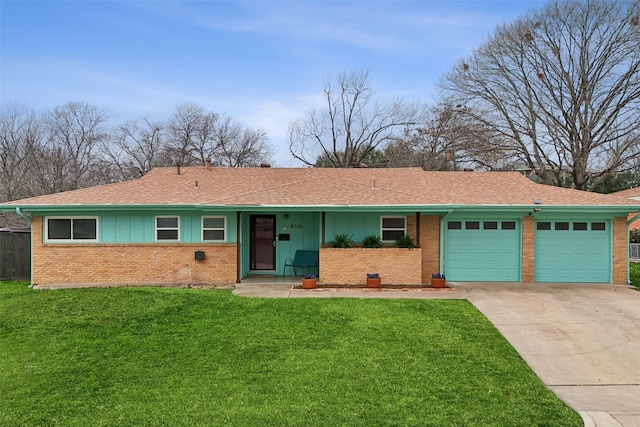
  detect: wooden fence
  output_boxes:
[0,229,31,281]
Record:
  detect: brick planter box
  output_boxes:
[319,247,422,285]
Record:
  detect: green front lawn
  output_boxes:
[0,281,580,426]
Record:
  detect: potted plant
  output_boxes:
[301,273,317,289]
[362,234,382,248]
[431,272,447,288]
[366,272,381,288]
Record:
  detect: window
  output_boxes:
[483,221,498,230]
[573,222,588,231]
[202,216,226,241]
[156,216,179,241]
[502,221,516,230]
[465,221,480,230]
[447,221,462,230]
[537,222,551,230]
[45,217,98,242]
[592,222,606,231]
[381,216,406,241]
[555,222,569,231]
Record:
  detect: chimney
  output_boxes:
[176,163,181,175]
[260,163,271,168]
[205,157,211,171]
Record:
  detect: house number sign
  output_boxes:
[290,224,303,229]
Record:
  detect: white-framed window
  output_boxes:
[202,216,226,241]
[45,217,98,242]
[380,216,406,242]
[156,216,179,241]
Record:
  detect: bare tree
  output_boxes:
[384,103,497,171]
[35,102,110,193]
[289,69,424,167]
[440,0,640,190]
[166,103,273,167]
[103,117,173,179]
[166,103,213,166]
[0,104,43,202]
[215,124,272,167]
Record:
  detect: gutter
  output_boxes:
[628,214,640,225]
[15,208,34,288]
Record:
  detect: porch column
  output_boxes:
[321,211,326,246]
[236,211,241,283]
[415,212,421,248]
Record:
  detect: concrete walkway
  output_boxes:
[233,282,640,427]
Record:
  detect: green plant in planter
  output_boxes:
[362,234,382,248]
[395,235,416,249]
[328,233,354,248]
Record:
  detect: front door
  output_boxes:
[250,215,276,270]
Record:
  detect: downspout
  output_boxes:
[15,208,34,288]
[439,210,454,274]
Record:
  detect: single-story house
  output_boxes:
[1,164,637,287]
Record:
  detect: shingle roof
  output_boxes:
[1,166,637,208]
[611,187,640,201]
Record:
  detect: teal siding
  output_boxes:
[534,220,610,283]
[325,212,406,243]
[95,212,237,243]
[444,217,521,281]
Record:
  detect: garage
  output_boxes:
[534,220,610,283]
[444,219,521,281]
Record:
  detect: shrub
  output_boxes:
[329,233,354,248]
[362,234,382,248]
[394,235,416,249]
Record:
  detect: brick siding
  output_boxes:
[521,215,535,283]
[612,216,628,285]
[406,214,441,283]
[31,216,237,287]
[319,247,422,285]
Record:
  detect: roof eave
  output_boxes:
[2,203,637,215]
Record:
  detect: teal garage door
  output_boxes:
[534,220,610,283]
[445,219,520,281]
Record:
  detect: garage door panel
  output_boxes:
[445,220,520,282]
[535,221,610,283]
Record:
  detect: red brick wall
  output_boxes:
[319,247,422,285]
[31,216,237,287]
[612,216,628,285]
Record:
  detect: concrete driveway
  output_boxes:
[459,283,640,427]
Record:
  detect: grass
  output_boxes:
[0,281,581,426]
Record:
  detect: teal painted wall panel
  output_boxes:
[445,219,521,281]
[325,212,396,243]
[114,216,130,242]
[534,220,610,283]
[87,211,237,244]
[100,216,117,243]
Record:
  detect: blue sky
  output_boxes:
[1,0,543,166]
